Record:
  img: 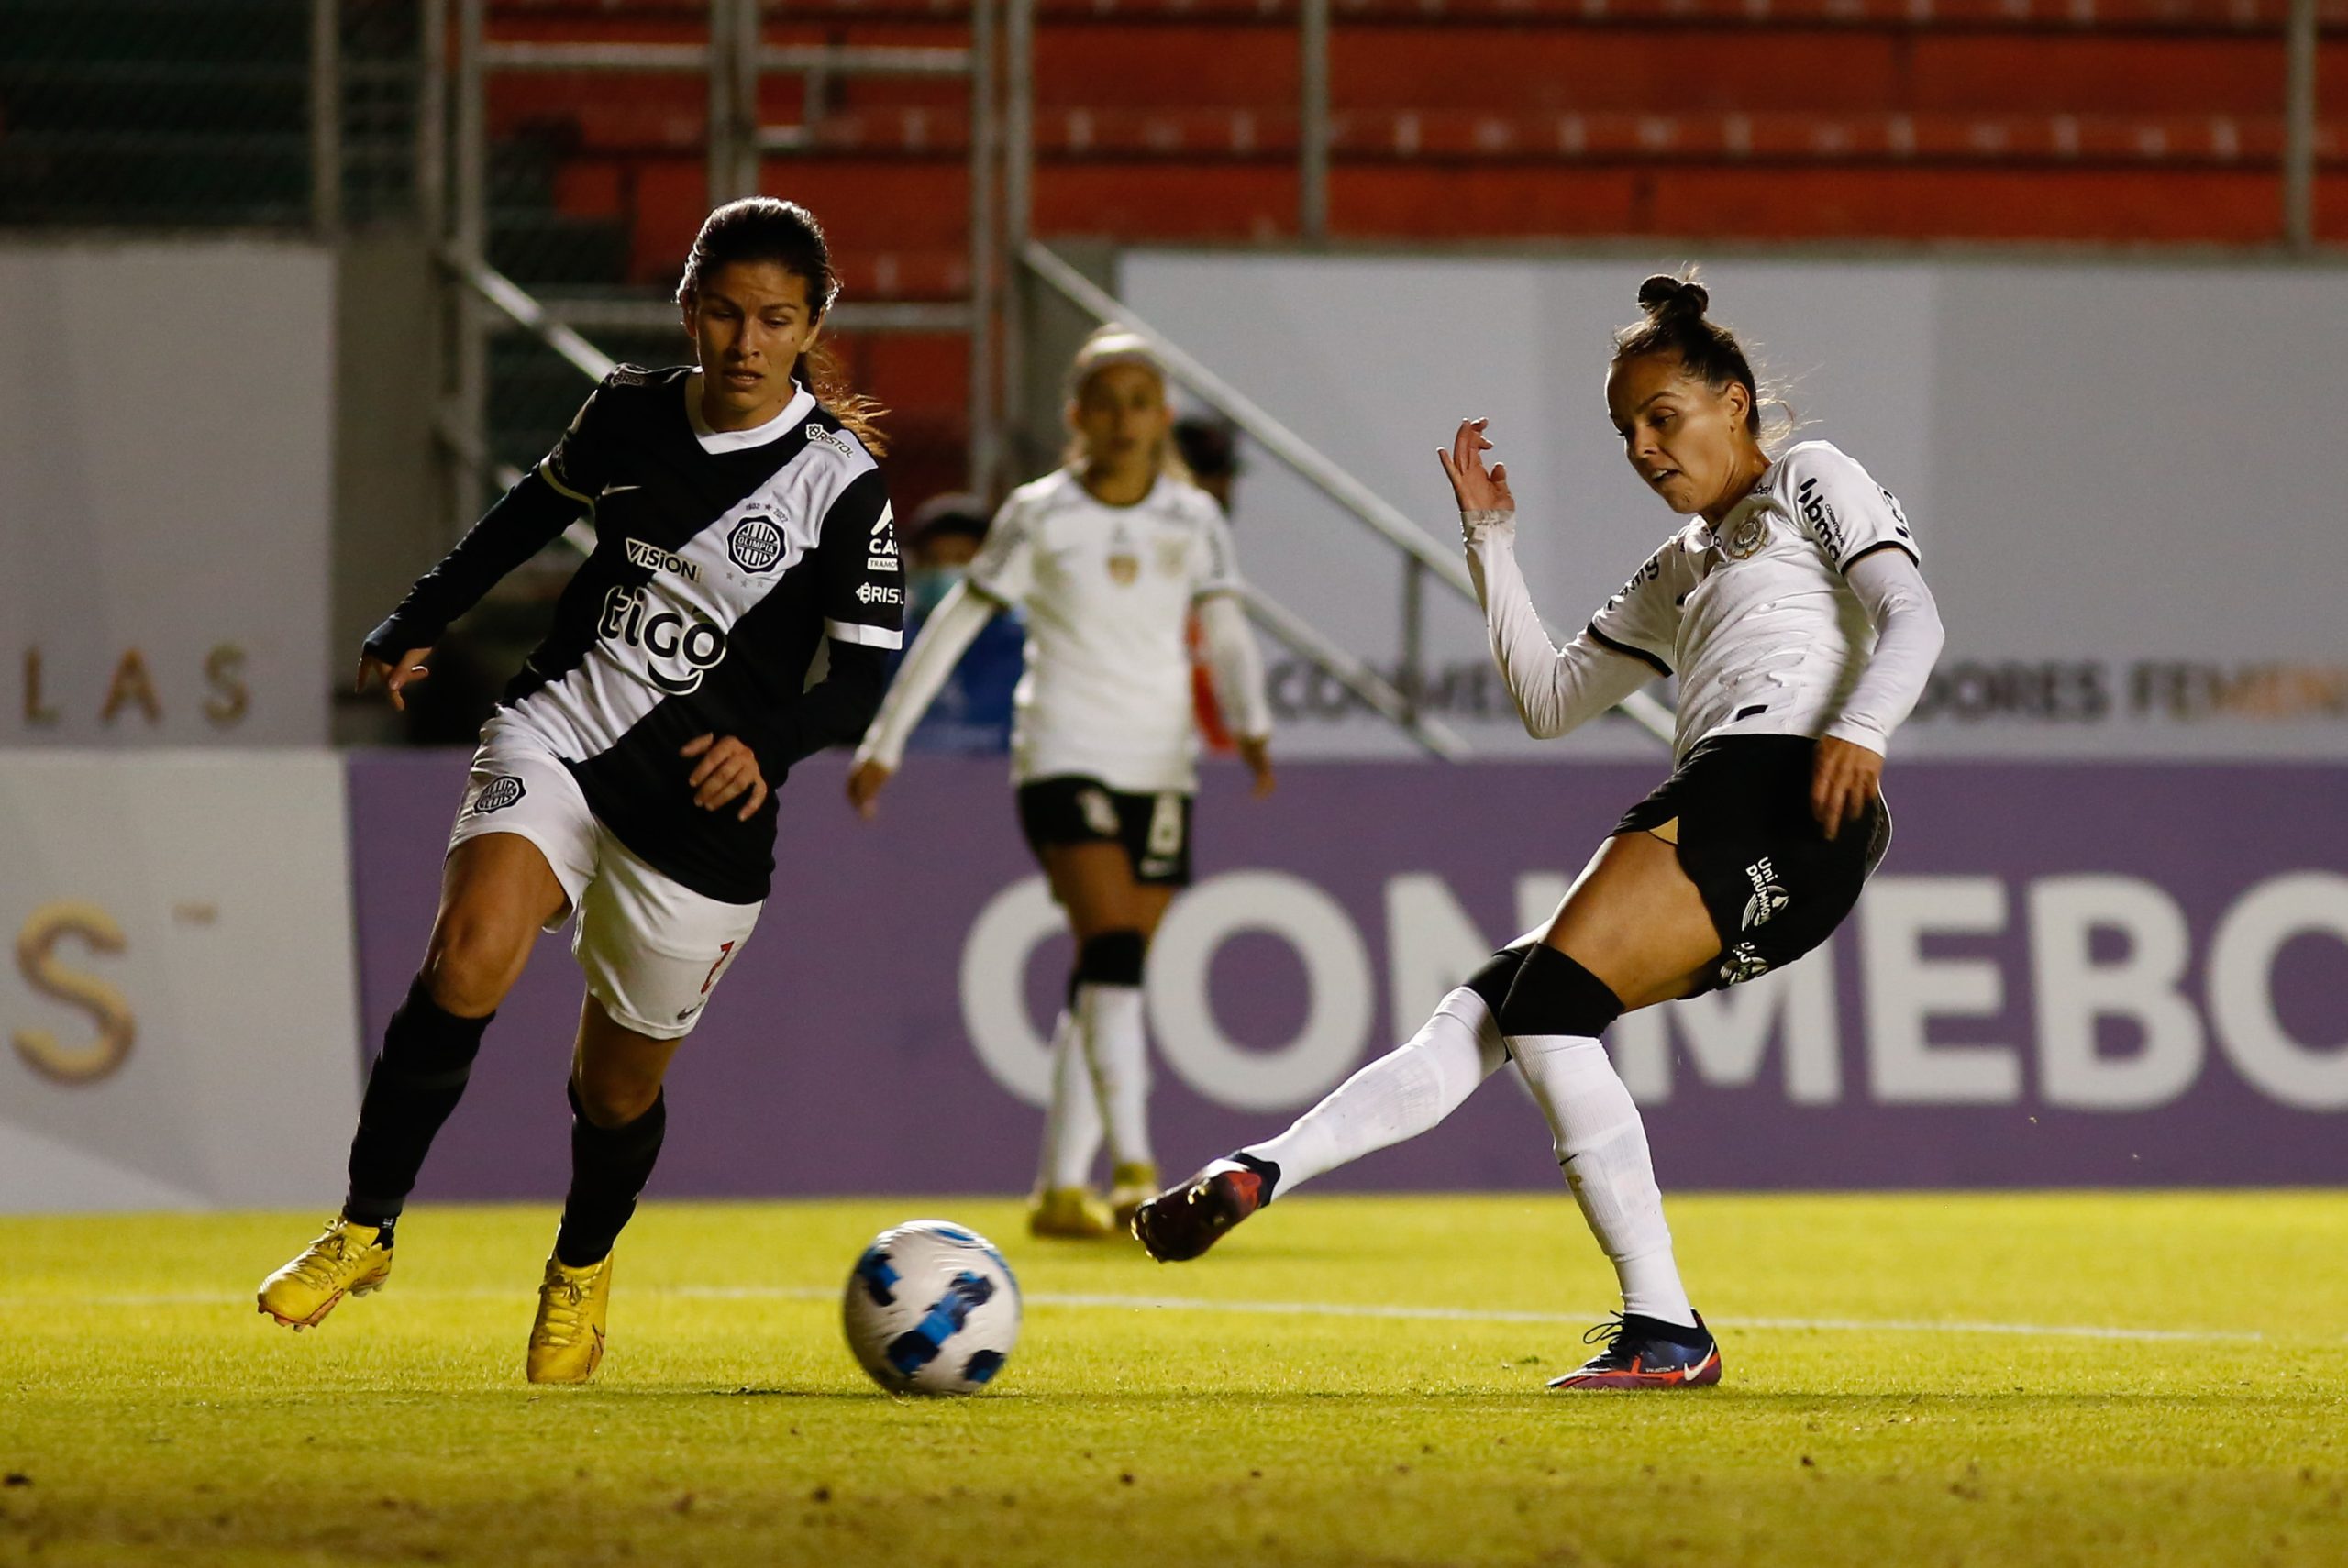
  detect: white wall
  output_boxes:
[1122,251,2348,759]
[0,239,335,745]
[0,753,360,1210]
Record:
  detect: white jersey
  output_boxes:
[967,468,1244,793]
[1586,440,1920,760]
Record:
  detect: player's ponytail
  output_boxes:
[677,197,889,456]
[1612,270,1790,446]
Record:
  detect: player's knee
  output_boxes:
[1462,944,1531,1015]
[1073,928,1147,988]
[420,922,525,1018]
[572,1069,661,1130]
[1496,945,1625,1039]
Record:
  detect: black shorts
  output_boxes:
[1015,776,1194,888]
[1614,734,1892,994]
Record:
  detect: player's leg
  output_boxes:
[1501,828,1722,1389]
[259,830,570,1329]
[1045,836,1178,1227]
[526,834,756,1384]
[1134,946,1523,1262]
[1028,1001,1112,1236]
[527,997,681,1385]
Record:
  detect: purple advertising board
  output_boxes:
[345,752,2348,1201]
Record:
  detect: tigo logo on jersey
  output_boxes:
[727,512,787,573]
[599,585,730,694]
[624,538,702,583]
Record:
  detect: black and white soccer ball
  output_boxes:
[842,1220,1021,1396]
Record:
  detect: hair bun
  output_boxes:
[1637,273,1709,318]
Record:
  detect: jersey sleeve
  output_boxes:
[1785,444,1919,573]
[1191,503,1245,602]
[537,377,623,503]
[964,491,1036,605]
[1584,541,1688,678]
[817,469,906,650]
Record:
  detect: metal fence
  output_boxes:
[0,0,417,229]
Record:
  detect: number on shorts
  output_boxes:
[701,941,737,996]
[1146,794,1184,858]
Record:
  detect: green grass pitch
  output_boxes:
[3,1193,2344,1566]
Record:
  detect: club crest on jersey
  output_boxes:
[1106,553,1140,586]
[1721,511,1769,561]
[727,511,786,573]
[467,776,526,816]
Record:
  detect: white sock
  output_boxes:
[1240,986,1508,1195]
[1508,1032,1697,1329]
[1078,982,1153,1170]
[1035,1008,1102,1191]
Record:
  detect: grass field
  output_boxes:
[3,1193,2344,1567]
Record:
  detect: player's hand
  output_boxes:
[1436,418,1514,516]
[1811,736,1883,842]
[846,758,893,820]
[1238,734,1276,799]
[355,646,435,712]
[681,734,769,821]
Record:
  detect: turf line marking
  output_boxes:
[12,1286,2260,1342]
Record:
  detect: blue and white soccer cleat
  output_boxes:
[1545,1312,1722,1390]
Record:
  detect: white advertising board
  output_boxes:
[0,753,360,1211]
[0,240,335,745]
[1121,251,2348,760]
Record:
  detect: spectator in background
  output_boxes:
[898,492,1024,755]
[1176,416,1244,752]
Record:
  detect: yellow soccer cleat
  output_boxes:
[1027,1186,1118,1240]
[1108,1162,1161,1231]
[257,1216,393,1330]
[526,1253,612,1384]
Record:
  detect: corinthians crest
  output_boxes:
[1105,528,1140,586]
[1721,508,1770,561]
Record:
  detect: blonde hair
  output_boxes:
[1061,325,1193,482]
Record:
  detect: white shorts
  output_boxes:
[448,713,760,1041]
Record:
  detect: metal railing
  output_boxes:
[426,0,999,528]
[1019,241,1678,753]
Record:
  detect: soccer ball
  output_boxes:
[841,1220,1021,1396]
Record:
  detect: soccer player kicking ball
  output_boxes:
[259,199,903,1382]
[1135,275,1945,1390]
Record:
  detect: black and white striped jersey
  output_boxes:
[368,365,903,903]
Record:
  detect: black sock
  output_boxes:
[344,977,492,1226]
[554,1082,666,1269]
[1233,1150,1281,1205]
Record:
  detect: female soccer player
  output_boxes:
[258,198,904,1384]
[1135,275,1945,1389]
[848,326,1276,1240]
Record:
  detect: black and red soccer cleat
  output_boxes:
[1130,1154,1276,1262]
[1546,1311,1722,1390]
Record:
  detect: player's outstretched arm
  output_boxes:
[362,468,587,675]
[1439,418,1656,739]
